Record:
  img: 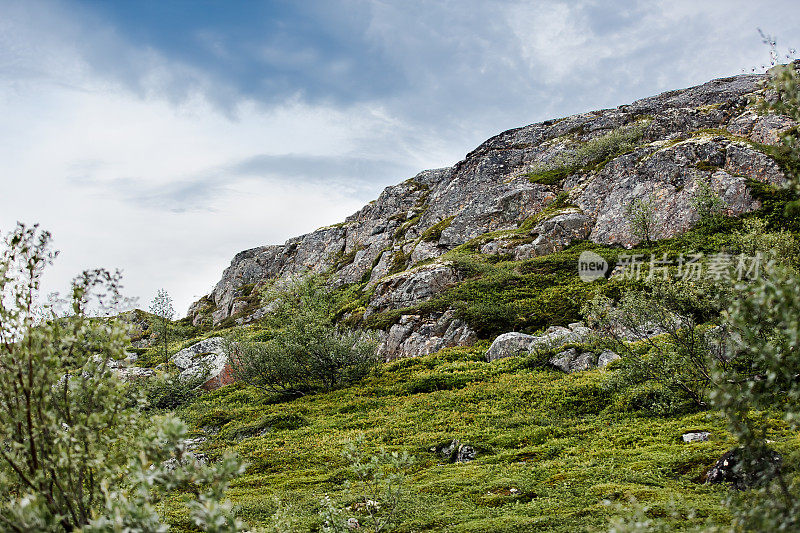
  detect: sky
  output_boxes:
[1,0,798,315]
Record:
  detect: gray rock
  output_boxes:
[171,337,233,390]
[486,323,594,363]
[597,350,621,368]
[728,111,796,145]
[576,136,786,247]
[437,439,477,463]
[530,211,594,255]
[682,431,711,443]
[549,349,597,373]
[485,332,536,362]
[377,309,477,360]
[365,263,460,317]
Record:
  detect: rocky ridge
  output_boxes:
[189,68,796,360]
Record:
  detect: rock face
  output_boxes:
[171,337,234,390]
[377,309,477,361]
[189,68,796,360]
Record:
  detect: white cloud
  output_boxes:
[0,2,456,314]
[2,0,800,316]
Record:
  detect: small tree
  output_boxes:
[320,436,414,533]
[707,49,800,531]
[624,194,658,246]
[583,277,735,412]
[712,265,800,530]
[0,224,247,531]
[150,288,175,364]
[229,275,380,396]
[690,176,725,230]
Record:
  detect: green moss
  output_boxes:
[420,216,455,242]
[162,343,795,532]
[388,248,410,275]
[525,167,575,186]
[695,160,720,172]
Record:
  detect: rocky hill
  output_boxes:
[188,68,795,360]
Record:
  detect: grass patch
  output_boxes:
[525,121,649,187]
[158,344,800,532]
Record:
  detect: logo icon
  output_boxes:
[578,251,608,282]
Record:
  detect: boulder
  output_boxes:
[529,211,594,256]
[550,349,598,373]
[706,447,782,490]
[486,323,594,363]
[171,337,234,390]
[436,439,477,463]
[377,309,477,360]
[682,431,711,443]
[597,350,621,368]
[485,332,536,362]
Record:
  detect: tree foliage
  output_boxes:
[149,288,174,365]
[624,194,658,245]
[0,224,246,532]
[229,275,380,396]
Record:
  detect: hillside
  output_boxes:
[186,69,794,360]
[120,66,800,531]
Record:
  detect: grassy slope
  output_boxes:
[153,143,800,531]
[162,345,798,531]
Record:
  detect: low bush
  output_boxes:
[128,370,206,411]
[230,275,380,396]
[526,121,648,186]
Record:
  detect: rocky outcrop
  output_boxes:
[377,309,477,361]
[485,323,593,363]
[189,68,796,360]
[478,209,594,260]
[171,337,234,390]
[365,262,461,318]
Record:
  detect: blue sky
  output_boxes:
[1,0,798,313]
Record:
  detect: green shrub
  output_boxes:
[128,370,206,411]
[0,224,246,531]
[525,121,648,186]
[230,275,380,396]
[691,176,726,231]
[584,278,736,411]
[624,194,658,245]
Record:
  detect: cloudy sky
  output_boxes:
[1,0,798,314]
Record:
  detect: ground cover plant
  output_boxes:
[161,343,798,532]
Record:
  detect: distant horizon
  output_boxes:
[1,0,798,315]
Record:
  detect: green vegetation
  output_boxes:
[624,194,658,246]
[420,216,455,242]
[691,177,726,230]
[0,224,246,531]
[229,275,380,396]
[525,121,649,187]
[150,288,175,365]
[158,343,800,531]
